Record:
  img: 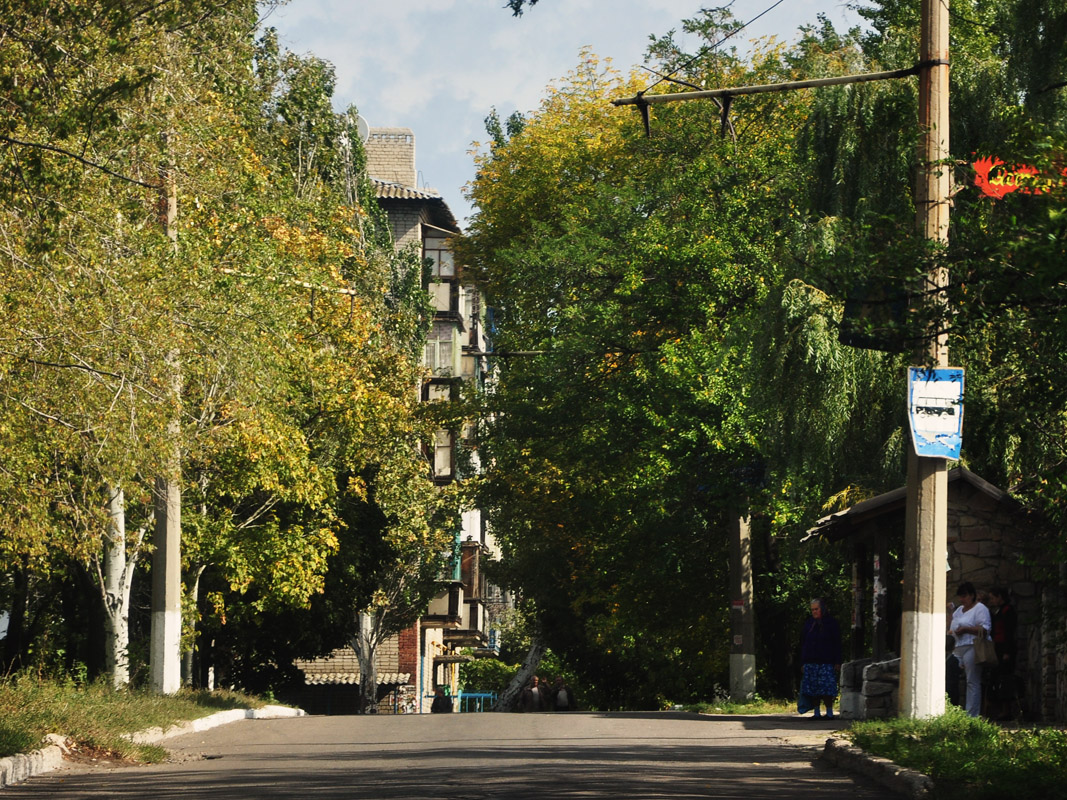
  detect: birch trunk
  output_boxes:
[182,564,207,687]
[101,486,135,688]
[354,611,380,714]
[494,637,546,712]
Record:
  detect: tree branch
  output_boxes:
[0,134,158,189]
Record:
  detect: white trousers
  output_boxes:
[955,645,982,717]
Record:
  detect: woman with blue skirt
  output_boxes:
[798,597,842,719]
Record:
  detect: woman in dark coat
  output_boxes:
[988,586,1018,719]
[799,597,842,719]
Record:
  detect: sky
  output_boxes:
[263,1,866,225]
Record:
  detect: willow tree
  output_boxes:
[460,9,849,702]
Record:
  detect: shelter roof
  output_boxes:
[804,466,1016,543]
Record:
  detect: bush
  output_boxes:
[458,657,518,694]
[848,707,1067,800]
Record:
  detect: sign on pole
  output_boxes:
[908,367,964,459]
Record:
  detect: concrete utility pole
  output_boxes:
[150,133,183,695]
[729,516,755,700]
[899,0,951,719]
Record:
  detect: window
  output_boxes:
[424,234,455,279]
[424,322,454,376]
[433,429,454,480]
[423,380,453,403]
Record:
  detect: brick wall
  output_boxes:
[366,127,416,188]
[398,623,418,676]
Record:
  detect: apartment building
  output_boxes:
[295,127,501,713]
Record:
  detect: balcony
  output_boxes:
[422,581,464,629]
[444,597,489,648]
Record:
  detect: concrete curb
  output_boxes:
[125,704,306,745]
[0,739,67,789]
[0,704,305,789]
[821,736,934,799]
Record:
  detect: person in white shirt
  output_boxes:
[948,581,992,717]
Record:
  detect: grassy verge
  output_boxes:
[0,675,267,763]
[847,706,1067,800]
[683,696,796,715]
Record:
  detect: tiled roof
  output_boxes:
[372,178,442,201]
[370,179,460,232]
[295,643,408,686]
[303,672,411,686]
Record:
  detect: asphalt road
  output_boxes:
[8,712,899,799]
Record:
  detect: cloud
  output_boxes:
[266,0,864,222]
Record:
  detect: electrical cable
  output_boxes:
[642,0,788,94]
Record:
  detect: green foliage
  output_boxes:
[458,657,518,694]
[849,707,1067,800]
[462,17,894,705]
[0,0,449,688]
[0,673,264,760]
[683,695,795,715]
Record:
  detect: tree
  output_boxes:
[0,3,450,693]
[460,27,850,704]
[506,0,540,17]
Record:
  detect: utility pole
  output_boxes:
[150,131,183,695]
[899,0,951,719]
[729,515,755,700]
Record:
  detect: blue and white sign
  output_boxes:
[908,367,964,459]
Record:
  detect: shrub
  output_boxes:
[848,707,1067,800]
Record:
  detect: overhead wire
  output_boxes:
[641,0,788,94]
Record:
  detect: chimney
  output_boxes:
[365,127,416,188]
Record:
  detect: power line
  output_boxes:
[642,0,788,95]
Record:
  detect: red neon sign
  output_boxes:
[973,156,1067,199]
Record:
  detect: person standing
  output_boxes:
[430,686,453,713]
[948,581,992,717]
[799,598,842,720]
[522,676,546,712]
[551,676,576,711]
[987,586,1018,720]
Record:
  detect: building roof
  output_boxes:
[371,178,461,233]
[372,178,443,202]
[804,466,1017,543]
[294,645,409,686]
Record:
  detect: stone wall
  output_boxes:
[841,479,1058,720]
[839,657,900,720]
[945,480,1045,718]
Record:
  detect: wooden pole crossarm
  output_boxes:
[611,64,926,108]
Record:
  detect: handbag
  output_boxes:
[973,632,998,666]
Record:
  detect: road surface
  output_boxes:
[7,711,899,799]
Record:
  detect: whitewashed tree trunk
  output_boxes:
[99,485,147,689]
[354,611,381,714]
[150,128,183,695]
[494,637,546,712]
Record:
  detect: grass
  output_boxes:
[683,695,796,715]
[847,705,1067,800]
[0,674,267,763]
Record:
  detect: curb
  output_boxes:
[821,736,934,799]
[125,704,306,745]
[0,736,67,789]
[0,704,305,789]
